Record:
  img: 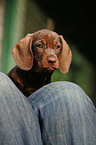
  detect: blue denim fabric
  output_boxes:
[0,72,96,145]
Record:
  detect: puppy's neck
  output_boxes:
[7,65,53,97]
[28,68,53,84]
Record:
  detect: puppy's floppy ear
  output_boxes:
[59,35,72,73]
[12,34,34,70]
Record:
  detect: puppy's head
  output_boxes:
[12,29,72,73]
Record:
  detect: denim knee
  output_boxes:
[0,72,15,91]
[0,72,25,101]
[0,72,9,85]
[28,81,96,145]
[28,81,96,115]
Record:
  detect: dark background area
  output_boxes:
[36,0,96,66]
[35,0,96,105]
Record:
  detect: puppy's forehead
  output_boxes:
[33,30,60,41]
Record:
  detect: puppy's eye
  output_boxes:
[56,44,61,49]
[36,43,43,48]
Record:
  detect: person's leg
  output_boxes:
[28,81,96,145]
[0,72,42,145]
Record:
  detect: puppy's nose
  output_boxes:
[47,56,56,64]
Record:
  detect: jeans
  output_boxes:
[0,72,96,145]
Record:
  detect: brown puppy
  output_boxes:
[7,29,72,97]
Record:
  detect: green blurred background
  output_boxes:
[0,0,96,106]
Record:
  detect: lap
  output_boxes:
[0,72,96,145]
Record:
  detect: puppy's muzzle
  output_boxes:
[44,54,58,71]
[47,55,56,64]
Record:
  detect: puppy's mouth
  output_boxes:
[42,62,59,72]
[44,66,58,72]
[45,67,55,71]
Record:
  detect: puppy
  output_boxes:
[7,29,72,97]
